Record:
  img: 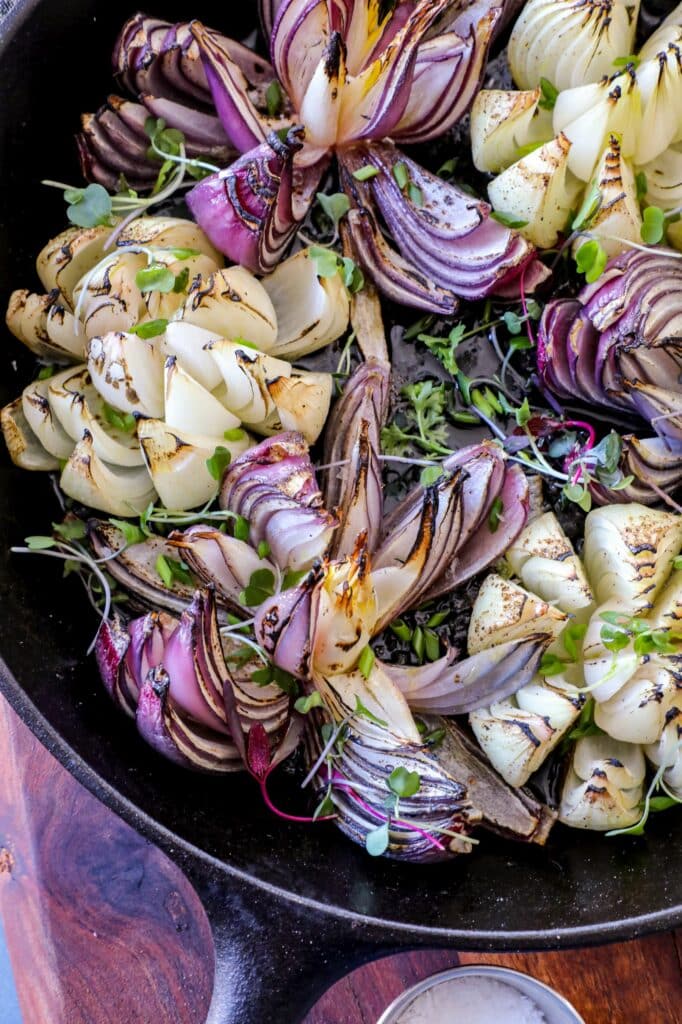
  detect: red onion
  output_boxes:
[186,127,309,273]
[220,432,337,570]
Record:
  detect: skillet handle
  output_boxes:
[173,850,413,1024]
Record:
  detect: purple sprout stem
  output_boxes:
[259,776,335,825]
[329,772,445,853]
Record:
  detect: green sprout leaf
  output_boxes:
[25,535,57,550]
[572,185,602,232]
[358,645,376,679]
[308,245,340,278]
[641,205,666,245]
[420,465,443,487]
[340,256,365,293]
[635,171,648,203]
[563,622,588,660]
[294,691,323,714]
[266,79,284,117]
[490,210,528,229]
[206,445,232,481]
[316,191,351,229]
[65,183,113,228]
[540,652,570,676]
[224,427,246,442]
[538,77,559,111]
[37,365,56,380]
[102,401,136,434]
[352,164,379,181]
[257,540,271,559]
[365,822,390,856]
[488,496,504,533]
[172,266,190,293]
[613,54,640,69]
[156,554,192,588]
[393,161,409,190]
[109,518,145,547]
[575,239,607,284]
[387,766,421,798]
[129,318,168,339]
[515,397,531,427]
[354,695,388,727]
[233,515,250,542]
[135,263,176,294]
[389,619,412,643]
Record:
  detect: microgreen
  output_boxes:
[607,741,682,838]
[206,445,232,481]
[282,567,308,590]
[224,427,246,442]
[365,822,390,856]
[135,263,177,294]
[108,518,146,547]
[515,397,531,427]
[64,183,114,228]
[316,191,351,230]
[563,622,588,660]
[613,54,640,69]
[575,239,607,283]
[129,318,168,339]
[539,652,570,676]
[635,171,648,204]
[599,610,682,658]
[155,554,192,588]
[308,246,364,293]
[420,465,444,487]
[172,266,190,294]
[393,161,409,190]
[233,515,250,542]
[490,210,529,229]
[641,205,666,245]
[488,496,504,533]
[572,185,602,232]
[354,695,388,727]
[437,156,457,178]
[353,164,379,181]
[53,519,87,542]
[266,79,284,117]
[358,645,375,679]
[239,567,276,607]
[387,766,421,799]
[37,365,56,380]
[416,323,465,375]
[294,691,323,714]
[102,401,136,434]
[25,535,56,550]
[538,77,559,111]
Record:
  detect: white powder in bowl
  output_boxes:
[396,976,547,1024]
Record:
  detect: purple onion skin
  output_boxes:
[186,128,304,272]
[136,667,194,767]
[94,616,133,715]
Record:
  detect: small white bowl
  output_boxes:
[376,964,585,1024]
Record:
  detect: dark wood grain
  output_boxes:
[1,692,681,1024]
[0,697,214,1024]
[303,934,682,1023]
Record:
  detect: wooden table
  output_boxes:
[1,695,680,1024]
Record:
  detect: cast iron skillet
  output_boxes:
[1,2,681,1021]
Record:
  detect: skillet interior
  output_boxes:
[0,0,680,946]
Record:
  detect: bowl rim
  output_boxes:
[375,963,586,1024]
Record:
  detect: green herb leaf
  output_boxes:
[282,567,307,590]
[109,518,145,547]
[352,164,379,181]
[538,77,559,111]
[503,310,523,335]
[641,205,666,245]
[613,54,640,69]
[135,263,176,294]
[102,401,136,434]
[563,481,592,512]
[393,161,409,190]
[648,796,680,812]
[234,515,250,542]
[316,191,351,229]
[515,397,531,427]
[354,695,388,727]
[340,256,365,293]
[206,445,232,481]
[251,665,274,686]
[365,822,390,856]
[426,610,449,628]
[25,535,56,550]
[294,691,323,714]
[129,318,168,339]
[257,540,271,559]
[540,652,569,676]
[308,245,340,278]
[172,266,190,293]
[266,78,284,117]
[438,156,457,177]
[572,185,602,231]
[411,625,425,662]
[37,365,56,380]
[389,619,412,643]
[563,622,588,660]
[408,182,423,206]
[635,171,648,204]
[575,239,607,283]
[223,427,246,442]
[52,519,87,541]
[420,465,443,487]
[65,183,113,228]
[313,793,336,820]
[272,666,299,697]
[488,496,504,533]
[387,766,421,798]
[358,645,375,679]
[490,210,528,229]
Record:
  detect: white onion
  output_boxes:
[0,397,61,471]
[87,331,165,418]
[577,134,642,257]
[470,88,551,173]
[163,357,242,437]
[488,133,581,249]
[467,573,567,653]
[506,511,594,615]
[559,734,645,830]
[176,266,278,350]
[60,430,156,515]
[22,379,74,460]
[508,0,640,92]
